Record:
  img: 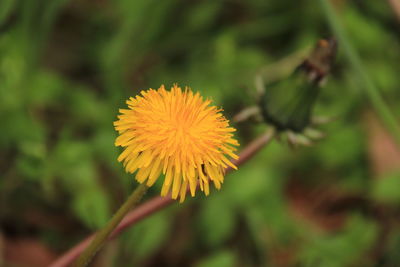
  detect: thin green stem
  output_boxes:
[50,129,276,267]
[74,183,148,267]
[319,0,400,146]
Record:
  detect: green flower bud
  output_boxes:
[260,38,337,132]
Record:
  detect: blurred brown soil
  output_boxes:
[1,235,56,267]
[280,110,400,266]
[364,111,400,177]
[286,110,400,230]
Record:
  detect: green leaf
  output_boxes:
[197,194,235,247]
[299,215,377,266]
[185,2,222,31]
[226,160,276,204]
[27,71,65,105]
[317,125,364,168]
[51,140,111,228]
[72,189,110,229]
[122,210,170,260]
[195,250,236,267]
[0,0,16,26]
[371,172,400,203]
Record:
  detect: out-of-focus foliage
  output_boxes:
[1,0,400,266]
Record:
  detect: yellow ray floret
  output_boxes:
[114,84,239,202]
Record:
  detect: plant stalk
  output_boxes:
[319,0,400,146]
[74,183,148,267]
[51,128,276,267]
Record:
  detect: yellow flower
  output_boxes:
[114,84,239,202]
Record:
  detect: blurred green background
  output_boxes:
[1,0,400,266]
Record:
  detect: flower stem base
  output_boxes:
[74,183,148,267]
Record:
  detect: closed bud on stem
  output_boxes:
[260,38,337,134]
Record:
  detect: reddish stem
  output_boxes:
[50,128,275,267]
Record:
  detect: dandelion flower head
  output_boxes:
[114,84,239,202]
